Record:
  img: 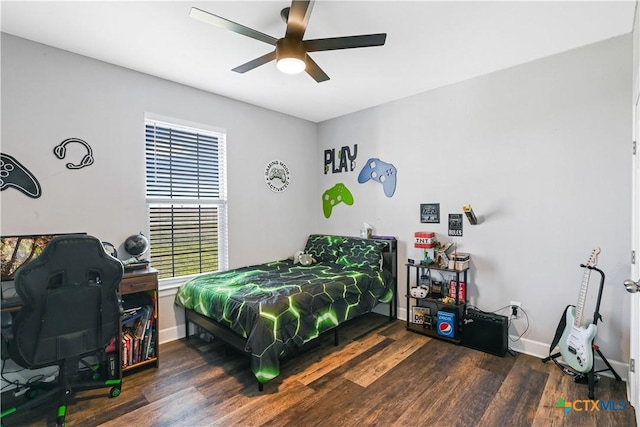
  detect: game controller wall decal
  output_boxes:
[357,158,397,197]
[53,138,94,170]
[0,153,42,198]
[322,182,354,218]
[264,159,291,193]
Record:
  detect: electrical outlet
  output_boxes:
[510,301,521,318]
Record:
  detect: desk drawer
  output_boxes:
[120,274,156,294]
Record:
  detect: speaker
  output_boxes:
[462,309,508,357]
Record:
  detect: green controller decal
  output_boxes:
[322,183,354,218]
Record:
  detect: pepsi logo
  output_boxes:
[439,322,452,334]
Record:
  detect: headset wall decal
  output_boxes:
[53,138,94,170]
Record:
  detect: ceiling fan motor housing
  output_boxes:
[276,38,307,73]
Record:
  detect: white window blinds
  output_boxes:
[145,118,227,280]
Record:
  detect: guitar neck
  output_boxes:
[573,248,600,327]
[574,267,592,327]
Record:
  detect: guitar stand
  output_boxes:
[542,265,621,400]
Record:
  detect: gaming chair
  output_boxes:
[0,234,123,426]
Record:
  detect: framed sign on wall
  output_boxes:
[448,213,463,237]
[264,159,291,193]
[420,203,440,223]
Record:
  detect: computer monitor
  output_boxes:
[1,232,86,283]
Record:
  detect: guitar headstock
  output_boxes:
[586,247,601,268]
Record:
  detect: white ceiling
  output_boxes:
[1,1,636,123]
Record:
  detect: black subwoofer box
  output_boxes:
[462,309,508,357]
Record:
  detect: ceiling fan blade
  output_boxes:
[304,55,329,83]
[285,1,315,41]
[232,51,277,73]
[190,7,278,46]
[304,34,387,52]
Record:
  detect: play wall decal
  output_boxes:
[324,144,357,174]
[53,138,94,170]
[0,153,42,198]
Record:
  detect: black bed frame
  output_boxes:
[183,236,397,391]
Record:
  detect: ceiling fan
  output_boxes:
[190,1,387,83]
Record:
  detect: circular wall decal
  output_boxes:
[264,159,291,193]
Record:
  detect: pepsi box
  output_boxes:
[437,310,456,338]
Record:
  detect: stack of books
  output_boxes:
[121,303,156,367]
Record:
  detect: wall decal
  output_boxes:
[264,159,291,192]
[420,203,440,223]
[463,204,478,224]
[324,144,357,174]
[322,182,353,218]
[0,153,42,198]
[448,213,463,237]
[357,157,397,197]
[53,138,94,170]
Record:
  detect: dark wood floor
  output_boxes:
[2,314,636,426]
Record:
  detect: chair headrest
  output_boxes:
[15,235,123,299]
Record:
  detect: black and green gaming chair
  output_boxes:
[0,234,123,426]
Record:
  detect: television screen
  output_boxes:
[0,233,86,282]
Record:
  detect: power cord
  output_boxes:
[508,307,529,342]
[0,351,87,395]
[1,355,98,393]
[1,361,48,393]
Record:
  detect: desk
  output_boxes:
[0,299,21,313]
[1,280,21,313]
[1,269,160,376]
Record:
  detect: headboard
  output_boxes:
[373,236,397,279]
[304,234,397,318]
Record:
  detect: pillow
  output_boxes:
[304,235,344,263]
[336,238,387,270]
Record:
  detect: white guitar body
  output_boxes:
[559,306,597,373]
[558,247,600,373]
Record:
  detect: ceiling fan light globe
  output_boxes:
[277,57,306,74]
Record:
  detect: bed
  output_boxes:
[174,234,397,389]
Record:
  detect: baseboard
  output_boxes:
[159,324,185,345]
[397,307,628,381]
[158,285,186,344]
[507,335,629,382]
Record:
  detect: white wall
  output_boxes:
[1,30,634,374]
[0,33,317,343]
[634,0,639,98]
[317,34,633,366]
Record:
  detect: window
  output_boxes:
[145,116,227,281]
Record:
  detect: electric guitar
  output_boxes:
[558,247,600,373]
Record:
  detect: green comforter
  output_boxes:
[174,259,393,383]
